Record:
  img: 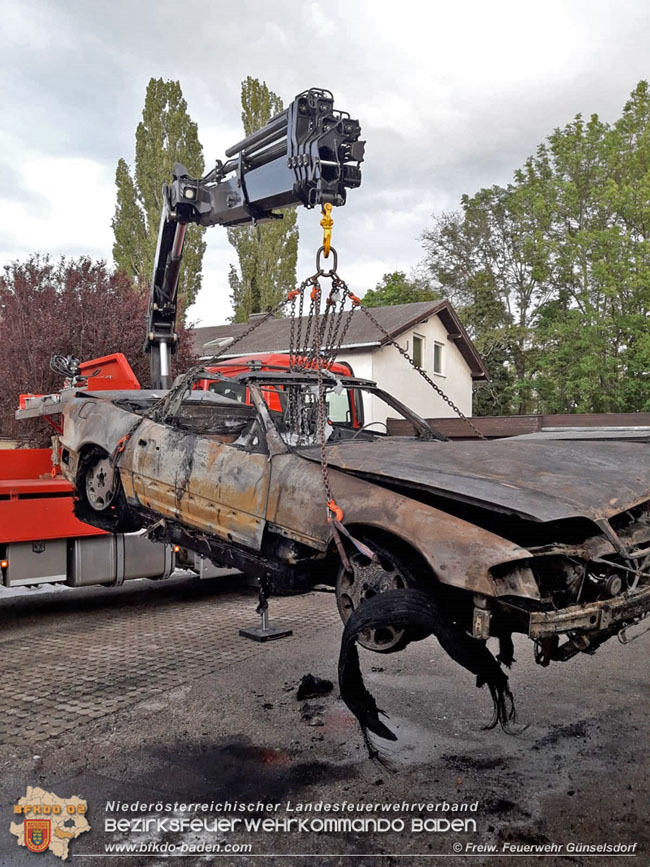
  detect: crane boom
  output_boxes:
[145,87,365,388]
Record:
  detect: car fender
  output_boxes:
[267,454,537,599]
[60,399,142,483]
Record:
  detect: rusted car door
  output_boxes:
[185,430,270,549]
[124,418,192,519]
[125,407,270,551]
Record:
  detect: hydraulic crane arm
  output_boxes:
[146,87,365,388]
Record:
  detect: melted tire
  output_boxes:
[335,537,427,654]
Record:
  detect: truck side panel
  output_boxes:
[0,449,103,544]
[0,449,175,588]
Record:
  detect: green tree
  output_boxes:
[112,78,206,310]
[424,179,552,414]
[423,80,650,416]
[361,271,439,307]
[228,77,299,322]
[530,88,650,412]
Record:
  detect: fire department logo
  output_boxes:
[10,787,90,860]
[25,818,51,853]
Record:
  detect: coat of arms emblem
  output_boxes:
[25,818,51,853]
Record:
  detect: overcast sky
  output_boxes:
[2,0,649,326]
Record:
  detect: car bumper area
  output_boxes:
[529,583,650,639]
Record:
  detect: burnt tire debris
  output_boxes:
[338,588,522,754]
[296,673,334,701]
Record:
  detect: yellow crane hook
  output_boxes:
[320,203,333,258]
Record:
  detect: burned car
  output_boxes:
[55,368,650,741]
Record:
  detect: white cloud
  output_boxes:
[0,140,115,263]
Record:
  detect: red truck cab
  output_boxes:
[196,353,363,428]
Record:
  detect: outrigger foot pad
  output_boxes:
[239,624,293,643]
[239,575,293,642]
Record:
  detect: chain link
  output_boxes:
[148,296,291,422]
[315,289,335,510]
[289,249,486,442]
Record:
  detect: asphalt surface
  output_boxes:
[0,573,647,867]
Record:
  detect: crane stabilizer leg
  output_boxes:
[239,574,293,643]
[145,88,365,389]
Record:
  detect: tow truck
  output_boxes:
[7,88,364,593]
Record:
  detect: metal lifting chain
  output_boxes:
[299,246,486,442]
[306,275,356,568]
[148,235,485,538]
[148,297,290,423]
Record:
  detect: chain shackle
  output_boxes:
[315,245,338,278]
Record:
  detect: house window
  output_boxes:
[434,342,443,374]
[412,335,424,368]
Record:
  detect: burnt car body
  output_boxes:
[57,369,650,664]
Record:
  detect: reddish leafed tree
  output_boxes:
[0,254,197,443]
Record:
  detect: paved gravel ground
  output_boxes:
[0,573,647,867]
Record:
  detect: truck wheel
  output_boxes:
[76,449,141,533]
[336,539,423,654]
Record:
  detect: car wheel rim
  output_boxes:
[85,457,116,511]
[337,551,409,652]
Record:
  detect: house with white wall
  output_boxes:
[191,300,487,425]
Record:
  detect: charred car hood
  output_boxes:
[299,439,650,522]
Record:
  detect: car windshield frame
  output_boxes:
[239,372,444,445]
